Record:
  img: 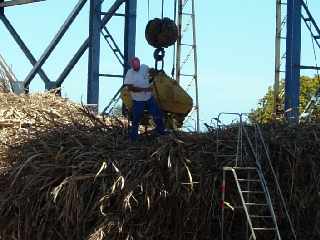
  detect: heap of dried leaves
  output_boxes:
[0,92,319,240]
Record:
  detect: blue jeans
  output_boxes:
[130,96,165,140]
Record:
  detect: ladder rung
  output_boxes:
[314,36,320,39]
[182,12,194,16]
[238,179,260,182]
[253,228,276,231]
[241,191,264,194]
[304,18,311,22]
[245,203,268,206]
[181,43,194,47]
[250,215,272,218]
[180,74,194,77]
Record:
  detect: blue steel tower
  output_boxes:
[284,0,320,122]
[0,0,137,109]
[285,0,302,122]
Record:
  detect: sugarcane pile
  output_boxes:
[0,92,319,239]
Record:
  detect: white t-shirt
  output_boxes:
[124,64,152,101]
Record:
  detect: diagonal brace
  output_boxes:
[300,0,320,37]
[55,0,126,87]
[23,0,88,88]
[0,14,50,84]
[300,0,320,49]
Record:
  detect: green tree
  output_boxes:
[249,76,320,123]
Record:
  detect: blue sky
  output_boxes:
[1,0,320,127]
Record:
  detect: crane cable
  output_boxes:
[171,0,178,77]
[161,0,165,19]
[148,0,150,20]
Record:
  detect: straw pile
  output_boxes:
[0,92,319,239]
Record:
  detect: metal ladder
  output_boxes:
[215,113,245,167]
[101,26,124,67]
[219,114,283,240]
[175,0,200,132]
[222,166,281,240]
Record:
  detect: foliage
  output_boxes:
[249,76,320,123]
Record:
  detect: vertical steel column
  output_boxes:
[57,0,125,86]
[123,0,137,76]
[175,0,182,83]
[87,0,101,105]
[274,0,282,115]
[191,0,199,132]
[221,169,226,240]
[285,0,301,123]
[0,0,3,15]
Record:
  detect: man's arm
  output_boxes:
[123,67,152,92]
[124,84,152,92]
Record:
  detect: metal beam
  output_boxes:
[274,0,282,115]
[123,0,137,75]
[0,0,3,14]
[299,65,320,70]
[191,0,199,132]
[101,26,124,66]
[87,0,101,105]
[101,12,125,17]
[0,0,45,8]
[100,0,125,26]
[23,0,88,88]
[175,0,182,83]
[300,0,320,50]
[55,0,125,86]
[285,0,301,123]
[99,73,123,78]
[300,0,320,37]
[0,14,51,84]
[56,39,89,87]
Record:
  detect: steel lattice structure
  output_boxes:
[175,0,199,132]
[274,0,320,122]
[0,0,137,109]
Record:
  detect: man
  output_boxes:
[124,57,165,141]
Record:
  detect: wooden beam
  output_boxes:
[0,0,45,8]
